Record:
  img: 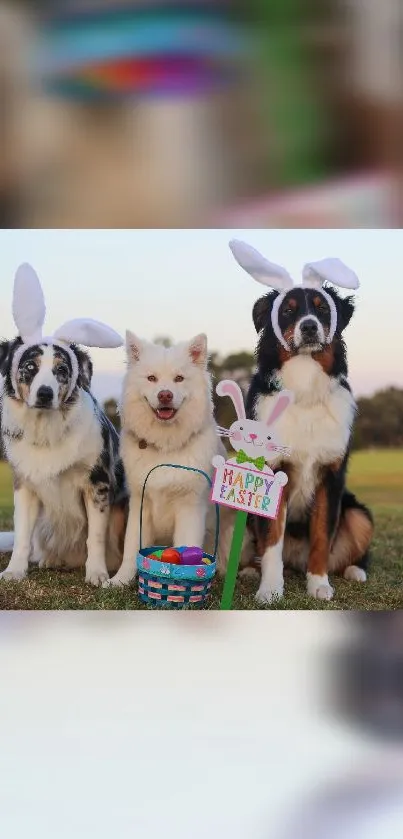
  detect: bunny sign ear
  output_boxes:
[302,258,359,291]
[12,263,46,344]
[53,318,123,348]
[229,240,294,292]
[216,379,246,421]
[266,390,294,427]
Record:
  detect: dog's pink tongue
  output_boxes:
[157,407,175,421]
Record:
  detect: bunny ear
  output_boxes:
[216,379,246,421]
[266,390,294,427]
[302,258,359,291]
[12,263,46,344]
[53,318,123,348]
[229,240,294,292]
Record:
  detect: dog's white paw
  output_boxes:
[85,566,110,587]
[255,583,284,605]
[315,584,334,601]
[0,568,27,582]
[344,565,367,583]
[102,571,136,589]
[307,573,334,601]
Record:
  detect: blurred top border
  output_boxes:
[42,1,232,22]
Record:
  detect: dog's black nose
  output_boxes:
[36,386,54,406]
[300,318,318,339]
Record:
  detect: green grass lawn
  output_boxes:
[0,450,402,610]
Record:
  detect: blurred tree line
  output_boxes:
[352,387,403,450]
[1,345,402,455]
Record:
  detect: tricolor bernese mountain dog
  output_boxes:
[230,240,374,604]
[0,338,127,584]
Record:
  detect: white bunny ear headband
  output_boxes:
[11,263,123,398]
[229,240,359,350]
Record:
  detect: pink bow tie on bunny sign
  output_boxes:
[212,379,293,609]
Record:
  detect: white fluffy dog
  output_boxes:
[105,332,250,587]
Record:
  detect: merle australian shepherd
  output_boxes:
[0,338,127,584]
[230,240,374,604]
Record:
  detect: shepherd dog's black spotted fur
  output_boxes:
[0,338,127,585]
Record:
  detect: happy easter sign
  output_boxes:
[211,461,287,520]
[213,378,293,609]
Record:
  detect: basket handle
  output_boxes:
[139,463,220,559]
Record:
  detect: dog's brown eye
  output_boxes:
[174,375,184,383]
[282,307,293,317]
[147,375,157,383]
[25,362,36,373]
[56,364,69,378]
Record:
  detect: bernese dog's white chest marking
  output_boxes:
[256,355,356,520]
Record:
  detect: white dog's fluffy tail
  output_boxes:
[0,532,14,553]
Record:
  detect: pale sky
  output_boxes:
[0,229,402,401]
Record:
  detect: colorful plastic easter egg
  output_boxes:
[148,553,160,561]
[181,546,204,566]
[176,546,187,554]
[202,556,212,565]
[161,548,181,564]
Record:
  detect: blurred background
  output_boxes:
[1,0,403,228]
[1,611,403,837]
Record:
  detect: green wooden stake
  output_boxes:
[220,510,248,610]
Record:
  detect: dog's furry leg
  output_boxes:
[0,486,39,581]
[306,484,334,601]
[329,496,373,583]
[105,495,144,587]
[31,528,43,566]
[173,500,206,549]
[84,488,110,586]
[256,497,287,605]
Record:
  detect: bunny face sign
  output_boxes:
[212,380,293,519]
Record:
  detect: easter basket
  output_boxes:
[137,464,219,608]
